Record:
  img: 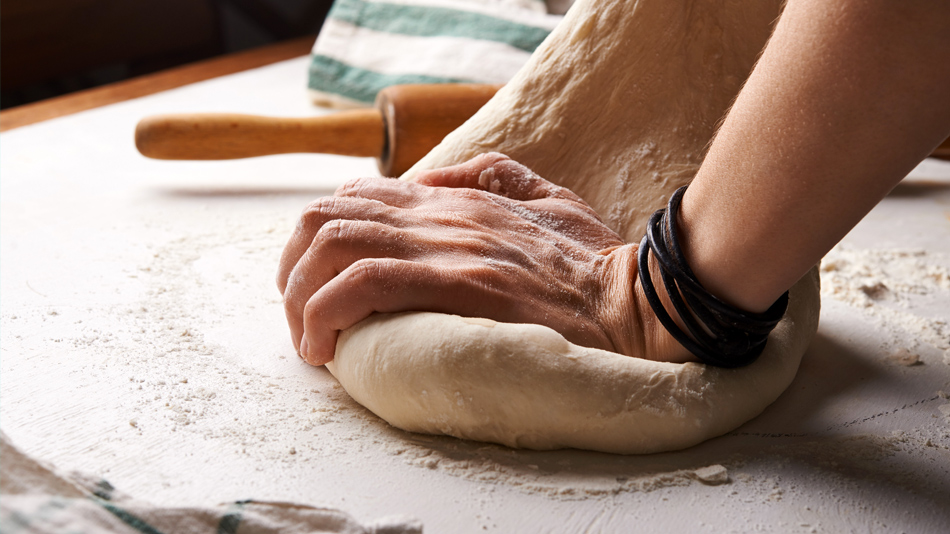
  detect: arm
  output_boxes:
[680,0,950,313]
[278,0,950,366]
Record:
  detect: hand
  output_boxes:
[277,153,691,366]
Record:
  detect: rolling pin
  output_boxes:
[135,83,502,177]
[136,82,950,173]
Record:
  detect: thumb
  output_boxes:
[412,152,510,189]
[414,153,583,203]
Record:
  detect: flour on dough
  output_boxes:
[326,0,821,454]
[329,270,817,454]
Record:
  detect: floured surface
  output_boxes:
[2,57,950,532]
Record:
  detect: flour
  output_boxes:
[6,199,946,513]
[820,246,950,359]
[888,348,922,366]
[379,433,733,498]
[4,186,944,520]
[352,288,949,501]
[21,210,942,507]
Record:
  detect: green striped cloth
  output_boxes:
[1,433,422,533]
[308,0,564,108]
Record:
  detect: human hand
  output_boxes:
[277,153,691,366]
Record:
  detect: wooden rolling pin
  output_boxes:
[135,84,501,177]
[137,82,950,174]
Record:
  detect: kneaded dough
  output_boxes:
[326,0,820,454]
[405,0,786,241]
[328,270,817,454]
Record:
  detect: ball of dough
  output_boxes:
[327,270,818,454]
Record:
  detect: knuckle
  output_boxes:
[429,210,467,228]
[346,258,395,289]
[300,197,342,228]
[335,176,374,197]
[310,219,360,253]
[455,187,488,202]
[315,218,349,241]
[350,257,383,280]
[299,197,376,236]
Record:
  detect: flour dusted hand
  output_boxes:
[277,153,683,366]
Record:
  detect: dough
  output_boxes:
[326,0,821,454]
[329,271,817,454]
[405,0,786,240]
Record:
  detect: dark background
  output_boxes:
[1,0,335,109]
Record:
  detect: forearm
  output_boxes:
[681,0,950,312]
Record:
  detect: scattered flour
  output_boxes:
[379,434,711,498]
[7,201,948,514]
[820,246,950,360]
[888,348,923,367]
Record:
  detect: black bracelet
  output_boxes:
[637,186,788,368]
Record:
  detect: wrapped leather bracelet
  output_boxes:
[637,186,788,368]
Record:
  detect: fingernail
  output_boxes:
[299,336,310,363]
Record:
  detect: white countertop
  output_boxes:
[2,57,949,532]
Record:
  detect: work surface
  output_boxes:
[2,57,949,532]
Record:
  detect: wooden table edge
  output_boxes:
[932,142,950,160]
[0,36,316,133]
[1,36,946,161]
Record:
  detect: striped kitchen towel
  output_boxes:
[0,432,423,534]
[309,0,565,108]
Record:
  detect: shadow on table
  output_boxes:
[344,330,947,520]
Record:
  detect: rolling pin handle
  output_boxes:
[135,111,385,161]
[133,83,502,172]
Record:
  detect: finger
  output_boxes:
[282,220,422,349]
[334,175,430,209]
[277,196,401,294]
[416,153,585,204]
[481,159,585,203]
[299,258,458,365]
[299,254,616,365]
[412,152,511,189]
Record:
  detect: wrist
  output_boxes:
[678,185,753,312]
[597,244,695,363]
[638,186,789,367]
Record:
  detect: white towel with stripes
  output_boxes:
[308,0,566,108]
